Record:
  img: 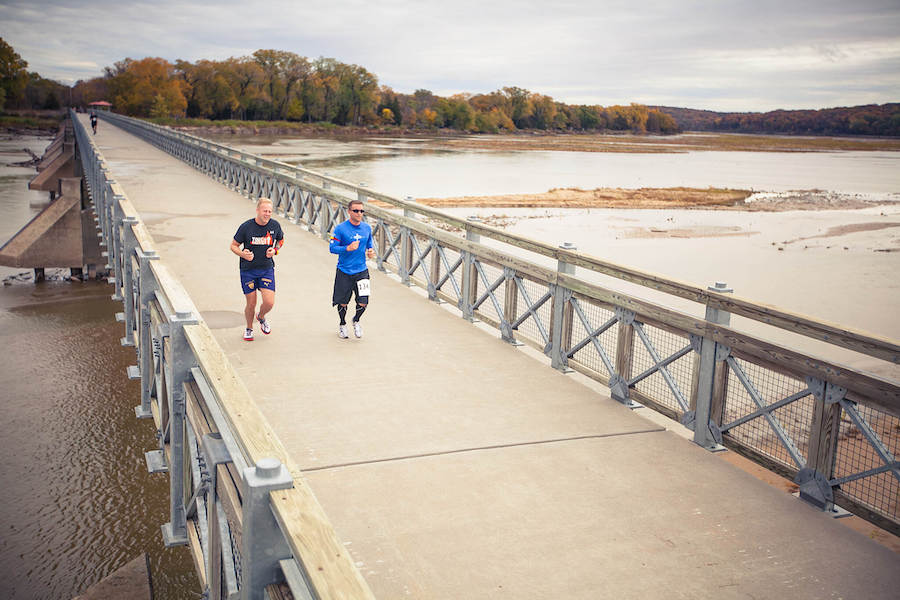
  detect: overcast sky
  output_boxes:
[2,0,899,112]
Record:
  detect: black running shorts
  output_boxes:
[332,268,371,306]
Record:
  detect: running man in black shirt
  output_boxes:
[230,198,284,341]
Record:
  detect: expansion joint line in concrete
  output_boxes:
[302,427,666,472]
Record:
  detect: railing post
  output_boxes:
[241,458,294,600]
[161,308,198,547]
[549,242,576,371]
[501,267,521,344]
[134,249,159,419]
[120,216,139,347]
[460,217,481,321]
[796,379,844,512]
[610,307,637,405]
[400,197,416,286]
[319,179,336,240]
[687,281,732,450]
[201,433,236,600]
[109,195,126,301]
[429,238,441,302]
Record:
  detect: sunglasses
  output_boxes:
[350,209,365,214]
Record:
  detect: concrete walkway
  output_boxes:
[89,115,900,599]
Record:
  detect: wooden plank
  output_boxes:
[183,323,375,600]
[129,221,156,254]
[149,261,199,319]
[187,520,207,589]
[711,293,900,365]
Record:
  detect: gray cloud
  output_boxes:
[2,0,898,111]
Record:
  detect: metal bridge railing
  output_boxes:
[73,109,374,600]
[94,110,900,536]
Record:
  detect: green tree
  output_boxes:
[502,87,534,128]
[252,49,310,120]
[0,37,29,109]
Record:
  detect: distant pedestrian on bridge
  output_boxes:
[90,111,98,134]
[329,200,375,339]
[231,198,284,341]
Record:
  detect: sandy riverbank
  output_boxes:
[418,186,893,212]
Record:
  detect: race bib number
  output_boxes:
[356,278,371,296]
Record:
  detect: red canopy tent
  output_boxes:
[88,101,112,111]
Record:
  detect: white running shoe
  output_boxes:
[353,321,363,338]
[338,324,349,339]
[243,328,253,341]
[257,314,271,335]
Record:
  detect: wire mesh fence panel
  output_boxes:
[833,403,900,522]
[511,276,553,348]
[630,323,693,414]
[722,358,812,471]
[568,298,618,378]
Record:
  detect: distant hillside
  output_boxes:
[651,103,900,137]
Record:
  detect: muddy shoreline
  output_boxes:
[417,187,893,212]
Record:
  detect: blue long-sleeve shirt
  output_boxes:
[329,220,373,275]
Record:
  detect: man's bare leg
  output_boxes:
[244,291,258,329]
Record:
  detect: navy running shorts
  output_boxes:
[240,267,275,294]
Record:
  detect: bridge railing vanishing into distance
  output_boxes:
[80,108,900,596]
[73,109,375,599]
[98,109,900,537]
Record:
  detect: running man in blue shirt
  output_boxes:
[230,198,284,341]
[329,200,375,338]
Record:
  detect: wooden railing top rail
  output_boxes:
[105,113,900,367]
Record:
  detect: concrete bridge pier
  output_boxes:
[0,119,105,280]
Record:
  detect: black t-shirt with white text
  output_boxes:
[233,218,283,271]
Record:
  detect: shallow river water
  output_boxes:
[0,136,197,599]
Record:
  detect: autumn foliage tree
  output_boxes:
[104,57,187,117]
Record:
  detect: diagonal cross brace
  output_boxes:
[726,356,807,468]
[567,298,618,377]
[434,246,463,300]
[839,398,900,485]
[631,321,691,411]
[510,278,552,345]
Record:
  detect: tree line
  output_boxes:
[655,104,900,137]
[66,50,680,134]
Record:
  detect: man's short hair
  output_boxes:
[348,199,364,210]
[257,197,273,208]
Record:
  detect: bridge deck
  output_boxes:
[89,115,899,599]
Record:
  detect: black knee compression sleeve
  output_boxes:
[353,303,367,322]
